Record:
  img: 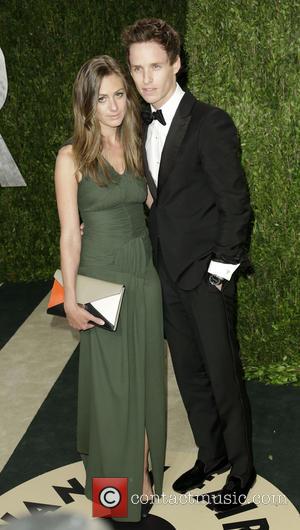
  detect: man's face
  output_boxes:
[128,41,180,109]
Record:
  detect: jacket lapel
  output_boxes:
[158,91,195,191]
[142,122,157,200]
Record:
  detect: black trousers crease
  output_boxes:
[157,253,254,484]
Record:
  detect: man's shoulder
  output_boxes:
[189,93,233,124]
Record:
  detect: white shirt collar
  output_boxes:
[151,83,185,127]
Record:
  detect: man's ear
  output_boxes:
[173,55,181,75]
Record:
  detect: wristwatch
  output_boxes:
[208,274,224,287]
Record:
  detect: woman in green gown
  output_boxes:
[54,55,166,522]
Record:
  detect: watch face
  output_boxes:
[209,275,222,286]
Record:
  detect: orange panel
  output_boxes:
[48,279,64,309]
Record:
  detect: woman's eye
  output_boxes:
[116,92,124,98]
[98,96,106,103]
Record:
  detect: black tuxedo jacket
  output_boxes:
[143,91,252,290]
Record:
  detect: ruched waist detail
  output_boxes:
[80,203,147,258]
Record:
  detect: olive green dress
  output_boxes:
[76,164,166,522]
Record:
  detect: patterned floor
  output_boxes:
[0,281,299,529]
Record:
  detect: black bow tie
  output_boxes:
[142,108,166,126]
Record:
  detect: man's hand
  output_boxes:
[208,274,224,291]
[80,222,84,237]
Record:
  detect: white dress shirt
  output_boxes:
[145,83,184,186]
[145,83,239,281]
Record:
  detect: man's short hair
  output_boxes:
[122,18,181,65]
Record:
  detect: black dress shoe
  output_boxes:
[172,457,229,494]
[212,468,257,511]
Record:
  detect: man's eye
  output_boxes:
[153,64,161,70]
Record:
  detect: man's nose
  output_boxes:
[143,69,152,84]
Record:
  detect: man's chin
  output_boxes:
[141,89,159,104]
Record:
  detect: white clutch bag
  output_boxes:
[47,269,125,332]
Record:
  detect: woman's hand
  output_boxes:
[64,302,105,331]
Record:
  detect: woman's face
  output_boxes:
[96,73,127,134]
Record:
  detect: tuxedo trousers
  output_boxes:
[157,252,254,484]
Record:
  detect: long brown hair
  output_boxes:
[72,55,143,185]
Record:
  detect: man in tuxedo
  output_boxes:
[121,18,256,509]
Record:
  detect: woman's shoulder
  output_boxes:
[56,143,75,167]
[58,142,73,157]
[57,136,73,157]
[55,143,83,183]
[55,143,76,178]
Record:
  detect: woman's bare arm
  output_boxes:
[54,145,103,330]
[55,146,81,307]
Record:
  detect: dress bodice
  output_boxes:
[77,167,147,260]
